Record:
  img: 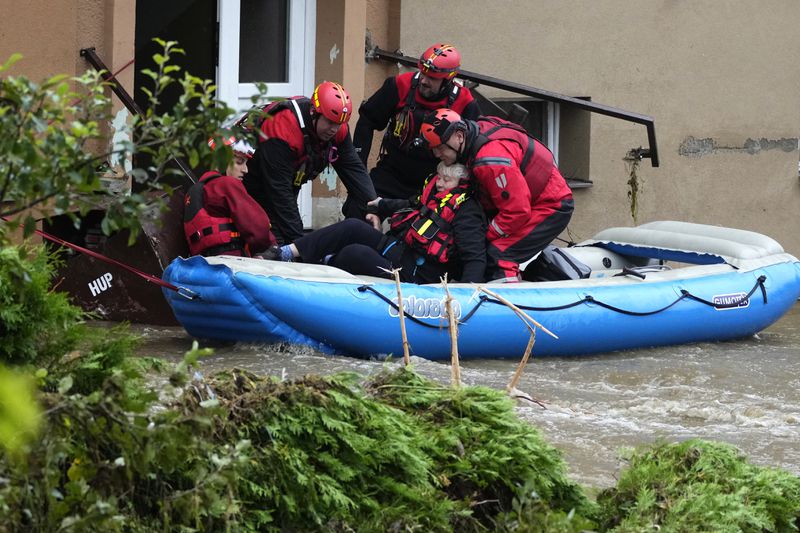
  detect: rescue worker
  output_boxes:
[241,81,379,244]
[420,108,574,282]
[343,43,481,218]
[265,162,486,284]
[184,137,277,257]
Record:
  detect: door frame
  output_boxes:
[217,0,316,226]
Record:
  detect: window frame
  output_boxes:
[217,0,316,112]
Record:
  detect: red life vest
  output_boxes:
[387,72,474,152]
[468,116,560,203]
[183,173,246,256]
[237,97,341,187]
[389,177,472,264]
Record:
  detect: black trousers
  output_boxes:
[293,219,404,279]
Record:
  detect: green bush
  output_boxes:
[595,439,800,532]
[365,367,596,530]
[0,364,601,531]
[0,371,246,531]
[0,246,83,366]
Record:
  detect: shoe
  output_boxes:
[259,246,282,261]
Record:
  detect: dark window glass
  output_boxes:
[239,0,289,83]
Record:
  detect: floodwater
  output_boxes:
[130,302,800,490]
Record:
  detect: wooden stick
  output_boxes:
[441,275,461,388]
[471,285,556,399]
[474,285,559,339]
[507,332,535,392]
[391,268,411,365]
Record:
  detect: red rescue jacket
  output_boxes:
[464,117,573,242]
[388,71,475,152]
[253,97,348,186]
[468,116,570,203]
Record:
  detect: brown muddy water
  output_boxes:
[124,302,800,490]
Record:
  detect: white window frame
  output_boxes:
[216,0,316,227]
[547,102,560,165]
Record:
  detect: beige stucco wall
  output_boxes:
[1,0,135,243]
[5,1,798,255]
[312,0,369,225]
[393,1,800,255]
[0,0,135,106]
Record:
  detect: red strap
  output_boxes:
[2,216,191,296]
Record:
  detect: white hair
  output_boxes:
[436,162,469,181]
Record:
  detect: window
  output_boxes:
[473,90,593,189]
[217,0,315,112]
[238,1,289,83]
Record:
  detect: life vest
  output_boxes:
[467,116,558,203]
[385,72,471,153]
[183,173,246,256]
[389,177,472,264]
[237,97,338,187]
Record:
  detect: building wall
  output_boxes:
[0,0,135,110]
[389,1,800,255]
[312,0,370,226]
[0,0,135,243]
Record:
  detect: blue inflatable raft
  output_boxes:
[162,221,800,360]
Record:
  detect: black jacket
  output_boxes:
[353,73,481,191]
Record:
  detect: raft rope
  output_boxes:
[357,275,767,330]
[2,216,200,300]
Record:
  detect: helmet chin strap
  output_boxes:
[309,110,320,139]
[432,79,454,102]
[454,134,466,164]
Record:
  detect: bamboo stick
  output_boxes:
[507,332,535,392]
[441,275,461,388]
[474,286,559,339]
[472,285,555,403]
[391,268,411,365]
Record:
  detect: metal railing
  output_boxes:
[369,47,659,167]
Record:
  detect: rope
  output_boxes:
[357,275,768,327]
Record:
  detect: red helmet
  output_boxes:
[420,108,464,148]
[418,43,461,80]
[312,81,352,124]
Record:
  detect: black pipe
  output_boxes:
[79,47,196,183]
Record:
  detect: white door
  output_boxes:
[217,0,316,227]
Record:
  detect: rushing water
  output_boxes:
[130,302,800,489]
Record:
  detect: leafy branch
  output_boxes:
[0,40,261,244]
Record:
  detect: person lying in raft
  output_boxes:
[263,162,486,283]
[184,136,277,257]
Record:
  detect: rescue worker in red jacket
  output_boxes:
[241,81,378,244]
[420,109,574,282]
[343,43,481,218]
[184,137,277,257]
[265,162,486,284]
